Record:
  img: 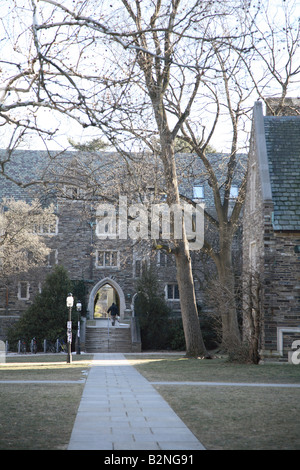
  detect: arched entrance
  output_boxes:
[94,283,118,318]
[88,278,126,320]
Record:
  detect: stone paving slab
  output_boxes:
[68,353,205,451]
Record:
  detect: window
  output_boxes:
[157,251,172,267]
[47,249,58,267]
[134,258,148,277]
[157,251,166,267]
[96,250,119,268]
[63,185,86,199]
[230,185,239,199]
[34,218,58,236]
[193,185,204,200]
[166,284,180,300]
[250,241,257,271]
[250,164,256,212]
[18,281,30,300]
[135,259,141,278]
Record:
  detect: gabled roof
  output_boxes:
[253,101,300,231]
[264,116,300,231]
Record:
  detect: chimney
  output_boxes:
[265,97,300,116]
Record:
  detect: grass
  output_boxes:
[126,354,300,383]
[0,383,84,450]
[1,354,92,381]
[1,353,300,450]
[155,385,300,450]
[0,354,93,450]
[126,354,300,450]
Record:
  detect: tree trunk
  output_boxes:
[161,138,207,357]
[217,244,241,351]
[245,273,261,364]
[175,241,207,357]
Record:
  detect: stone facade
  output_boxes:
[0,148,246,347]
[243,101,300,360]
[0,196,181,341]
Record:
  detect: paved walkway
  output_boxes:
[68,353,205,451]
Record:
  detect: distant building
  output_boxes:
[0,149,245,351]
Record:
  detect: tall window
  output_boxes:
[18,281,30,300]
[157,251,172,267]
[250,241,257,271]
[47,249,58,267]
[166,284,180,300]
[135,259,141,278]
[134,258,148,277]
[250,163,256,212]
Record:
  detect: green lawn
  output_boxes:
[126,354,300,450]
[126,354,300,383]
[1,353,300,450]
[0,355,93,450]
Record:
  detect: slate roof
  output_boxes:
[0,149,121,203]
[0,150,247,219]
[264,116,300,231]
[0,150,43,201]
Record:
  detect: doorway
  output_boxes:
[88,278,126,320]
[94,283,119,319]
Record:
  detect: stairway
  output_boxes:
[85,322,133,353]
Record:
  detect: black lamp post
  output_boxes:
[76,300,82,355]
[66,293,74,364]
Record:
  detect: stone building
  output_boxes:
[243,100,300,360]
[0,148,245,351]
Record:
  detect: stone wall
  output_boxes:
[263,229,300,357]
[0,197,181,341]
[243,103,300,359]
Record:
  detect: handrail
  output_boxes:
[131,316,141,351]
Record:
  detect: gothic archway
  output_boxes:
[88,278,126,320]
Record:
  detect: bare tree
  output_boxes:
[242,0,300,115]
[0,198,55,279]
[0,0,299,355]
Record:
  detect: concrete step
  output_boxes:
[86,319,130,328]
[85,326,132,353]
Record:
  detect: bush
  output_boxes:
[168,318,186,350]
[198,310,219,351]
[134,265,219,352]
[134,265,172,350]
[7,266,75,350]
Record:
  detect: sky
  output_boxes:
[0,0,299,153]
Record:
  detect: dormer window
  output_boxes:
[230,185,239,199]
[193,185,204,200]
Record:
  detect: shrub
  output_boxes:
[134,265,172,350]
[7,266,74,350]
